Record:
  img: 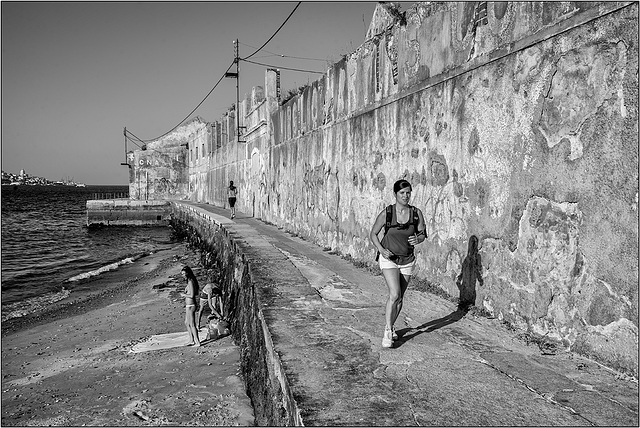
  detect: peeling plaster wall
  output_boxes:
[129,118,206,200]
[256,2,638,375]
[194,71,278,217]
[138,2,638,375]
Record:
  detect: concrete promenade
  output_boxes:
[182,201,638,426]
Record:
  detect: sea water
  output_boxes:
[1,185,176,322]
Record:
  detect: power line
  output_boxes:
[242,2,301,60]
[125,129,145,144]
[127,2,301,144]
[241,58,324,74]
[237,40,327,62]
[125,129,179,157]
[132,60,235,143]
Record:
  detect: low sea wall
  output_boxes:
[86,199,171,227]
[169,202,302,426]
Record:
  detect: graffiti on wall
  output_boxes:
[302,161,340,225]
[154,177,177,196]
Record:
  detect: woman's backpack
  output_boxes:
[375,205,420,261]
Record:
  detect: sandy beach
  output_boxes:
[1,241,254,426]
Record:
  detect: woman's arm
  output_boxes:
[370,209,394,259]
[208,296,222,318]
[408,208,427,246]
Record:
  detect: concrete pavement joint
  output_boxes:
[581,388,639,415]
[472,356,596,426]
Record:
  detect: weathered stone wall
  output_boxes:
[129,117,207,200]
[234,2,640,374]
[194,73,277,218]
[133,2,638,375]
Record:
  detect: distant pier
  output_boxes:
[86,198,171,227]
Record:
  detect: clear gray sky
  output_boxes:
[2,1,401,185]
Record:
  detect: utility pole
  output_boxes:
[224,39,244,144]
[121,127,129,167]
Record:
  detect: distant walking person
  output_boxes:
[370,179,426,348]
[228,181,237,219]
[456,235,483,311]
[197,282,224,329]
[180,265,201,347]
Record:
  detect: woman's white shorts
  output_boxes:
[378,255,416,275]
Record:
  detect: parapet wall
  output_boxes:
[169,202,303,426]
[86,199,171,227]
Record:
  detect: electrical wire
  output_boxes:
[128,2,301,144]
[242,2,301,60]
[132,60,235,143]
[240,58,324,74]
[237,40,327,62]
[126,130,174,157]
[125,129,145,144]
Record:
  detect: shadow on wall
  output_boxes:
[456,235,483,311]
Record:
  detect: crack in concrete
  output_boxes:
[472,356,596,426]
[408,401,421,426]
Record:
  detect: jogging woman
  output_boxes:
[369,179,426,348]
[228,181,237,219]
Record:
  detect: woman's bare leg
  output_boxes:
[185,309,195,345]
[382,268,402,330]
[185,307,201,346]
[392,273,411,326]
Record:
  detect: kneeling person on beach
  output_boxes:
[197,282,223,329]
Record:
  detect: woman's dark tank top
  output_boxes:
[381,206,417,265]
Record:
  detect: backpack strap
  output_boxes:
[412,205,419,228]
[384,204,393,234]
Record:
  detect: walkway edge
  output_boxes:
[171,201,304,426]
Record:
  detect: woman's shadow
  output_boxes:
[395,235,483,347]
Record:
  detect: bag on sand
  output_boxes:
[206,319,231,341]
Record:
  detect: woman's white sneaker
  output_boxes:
[382,327,393,348]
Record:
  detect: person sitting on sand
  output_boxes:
[180,265,201,347]
[197,282,223,329]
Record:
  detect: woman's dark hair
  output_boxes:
[229,180,234,186]
[181,265,199,296]
[181,265,195,279]
[393,179,412,194]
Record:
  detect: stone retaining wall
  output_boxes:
[169,202,303,426]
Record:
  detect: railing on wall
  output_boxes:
[91,192,130,200]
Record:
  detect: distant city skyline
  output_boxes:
[2,2,411,185]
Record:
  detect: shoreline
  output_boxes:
[1,240,255,426]
[1,246,174,336]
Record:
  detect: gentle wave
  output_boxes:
[66,256,143,282]
[1,288,71,322]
